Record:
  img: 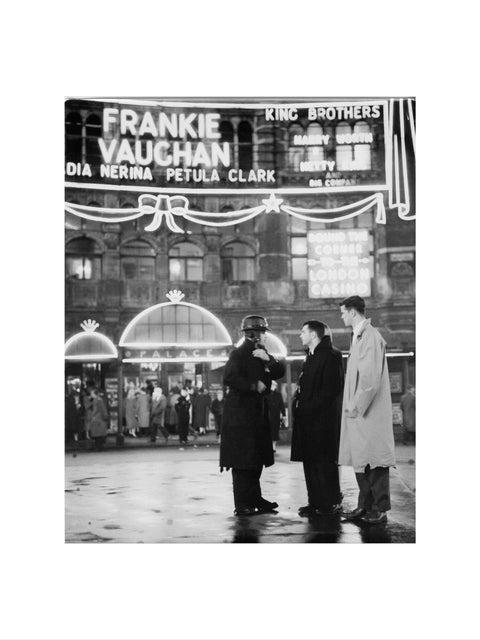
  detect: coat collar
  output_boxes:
[308,335,333,355]
[354,318,371,340]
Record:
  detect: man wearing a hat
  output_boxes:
[220,315,285,516]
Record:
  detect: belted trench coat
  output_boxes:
[339,319,396,471]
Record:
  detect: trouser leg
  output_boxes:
[355,471,374,511]
[232,468,262,509]
[303,461,341,509]
[366,466,391,512]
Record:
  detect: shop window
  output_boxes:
[221,241,255,281]
[306,123,325,163]
[121,239,155,280]
[169,241,203,281]
[238,121,253,170]
[288,124,305,171]
[85,114,103,164]
[66,237,102,280]
[65,112,82,162]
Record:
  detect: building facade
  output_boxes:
[65,97,415,436]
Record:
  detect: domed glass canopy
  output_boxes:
[65,320,118,361]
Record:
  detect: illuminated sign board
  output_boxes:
[122,347,229,362]
[307,229,373,299]
[65,99,387,193]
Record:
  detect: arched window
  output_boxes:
[66,237,102,280]
[353,121,372,170]
[169,241,203,281]
[335,122,353,170]
[221,241,255,281]
[121,239,155,280]
[65,112,82,163]
[238,121,253,170]
[219,120,234,143]
[288,124,305,171]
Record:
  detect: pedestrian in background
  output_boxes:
[125,382,138,438]
[150,387,168,443]
[220,315,285,516]
[339,296,396,525]
[89,387,109,451]
[400,384,415,444]
[136,386,151,437]
[291,320,344,516]
[211,390,225,442]
[192,387,211,435]
[266,380,285,453]
[176,389,191,446]
[165,387,180,435]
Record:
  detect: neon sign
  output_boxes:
[65,98,415,223]
[65,319,118,361]
[307,229,373,299]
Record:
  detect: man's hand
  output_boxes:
[253,348,269,362]
[345,407,359,419]
[257,381,267,393]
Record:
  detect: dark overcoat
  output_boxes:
[220,340,285,470]
[291,336,344,463]
[266,390,286,441]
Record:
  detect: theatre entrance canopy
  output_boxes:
[65,319,118,362]
[119,290,233,363]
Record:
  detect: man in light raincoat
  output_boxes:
[339,296,395,525]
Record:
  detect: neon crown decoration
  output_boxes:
[80,319,100,332]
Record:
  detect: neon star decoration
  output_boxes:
[262,193,283,213]
[65,99,415,228]
[65,191,386,232]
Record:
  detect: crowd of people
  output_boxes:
[67,377,286,449]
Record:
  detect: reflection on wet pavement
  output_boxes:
[66,447,415,544]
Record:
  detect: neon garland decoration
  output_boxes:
[65,191,386,232]
[65,98,415,225]
[65,319,118,361]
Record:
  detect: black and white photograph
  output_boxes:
[3,2,480,639]
[64,97,416,544]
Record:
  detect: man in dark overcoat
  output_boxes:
[220,315,285,516]
[291,320,345,516]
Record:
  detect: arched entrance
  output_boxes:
[117,290,233,443]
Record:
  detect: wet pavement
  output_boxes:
[65,442,415,543]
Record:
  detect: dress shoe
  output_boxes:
[234,506,257,516]
[256,499,278,513]
[360,511,387,525]
[298,505,313,517]
[340,507,366,521]
[312,504,342,516]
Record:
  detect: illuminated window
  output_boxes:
[353,121,371,170]
[221,241,255,281]
[306,123,325,163]
[85,114,103,164]
[336,121,372,170]
[288,124,305,171]
[66,237,102,280]
[335,122,353,170]
[121,239,155,280]
[238,121,253,170]
[169,241,203,281]
[65,112,82,162]
[291,236,307,280]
